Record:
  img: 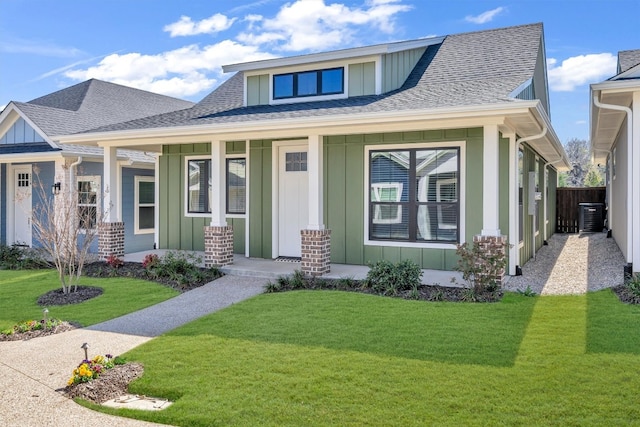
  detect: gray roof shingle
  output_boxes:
[617,49,640,74]
[83,23,544,134]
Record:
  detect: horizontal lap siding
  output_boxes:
[324,128,483,270]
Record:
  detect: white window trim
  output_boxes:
[363,141,465,249]
[134,175,155,235]
[184,155,212,218]
[184,154,248,219]
[77,175,101,232]
[226,153,247,219]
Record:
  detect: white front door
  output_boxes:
[13,165,33,246]
[278,145,308,257]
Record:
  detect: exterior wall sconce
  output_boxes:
[52,182,61,196]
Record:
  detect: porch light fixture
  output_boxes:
[51,182,61,196]
[81,342,89,360]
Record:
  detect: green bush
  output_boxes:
[146,251,219,285]
[0,245,49,270]
[625,273,640,298]
[364,259,422,296]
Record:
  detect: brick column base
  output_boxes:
[473,234,508,287]
[204,225,234,268]
[301,229,331,277]
[98,222,125,261]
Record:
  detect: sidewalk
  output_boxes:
[0,275,267,427]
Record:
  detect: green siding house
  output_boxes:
[58,23,570,277]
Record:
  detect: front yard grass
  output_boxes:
[88,289,640,426]
[0,269,178,329]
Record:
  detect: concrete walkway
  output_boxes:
[0,275,267,427]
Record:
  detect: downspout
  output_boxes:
[68,157,83,196]
[515,126,547,264]
[592,147,613,235]
[593,95,632,270]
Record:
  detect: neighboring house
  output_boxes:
[0,79,194,254]
[57,23,570,277]
[591,49,640,274]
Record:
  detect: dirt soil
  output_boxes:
[612,285,640,304]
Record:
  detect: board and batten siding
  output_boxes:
[381,47,426,93]
[0,117,45,144]
[247,74,269,106]
[348,62,376,97]
[248,140,273,259]
[323,128,510,270]
[158,142,246,254]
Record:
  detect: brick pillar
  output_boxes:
[473,234,508,287]
[98,222,125,261]
[204,225,234,268]
[301,229,331,277]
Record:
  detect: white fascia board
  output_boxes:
[591,79,640,93]
[223,37,445,73]
[0,151,64,163]
[56,101,542,146]
[508,78,533,99]
[612,63,640,80]
[0,104,58,149]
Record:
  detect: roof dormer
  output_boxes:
[222,37,445,107]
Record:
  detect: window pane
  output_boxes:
[138,181,154,204]
[227,159,246,214]
[188,160,210,213]
[274,74,294,98]
[322,68,343,94]
[139,206,155,229]
[297,71,317,96]
[78,206,97,229]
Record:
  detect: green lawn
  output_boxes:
[0,269,179,329]
[87,289,640,426]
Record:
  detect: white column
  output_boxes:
[632,92,640,271]
[210,140,227,227]
[154,154,161,249]
[506,132,518,275]
[307,134,325,230]
[482,124,501,236]
[103,146,119,222]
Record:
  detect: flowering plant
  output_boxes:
[1,318,63,336]
[142,253,160,269]
[106,255,124,269]
[67,354,125,386]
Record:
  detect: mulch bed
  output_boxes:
[62,363,145,404]
[611,285,640,304]
[0,320,79,341]
[82,261,220,292]
[37,286,104,306]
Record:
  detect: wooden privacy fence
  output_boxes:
[556,187,606,233]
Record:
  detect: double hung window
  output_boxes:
[368,148,459,243]
[77,176,99,230]
[135,176,155,233]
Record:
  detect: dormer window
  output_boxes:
[273,67,344,100]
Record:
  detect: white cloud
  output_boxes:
[240,0,412,52]
[0,37,82,57]
[64,41,275,97]
[464,7,505,24]
[164,14,236,37]
[547,53,617,91]
[575,120,587,125]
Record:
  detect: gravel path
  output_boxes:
[504,232,626,295]
[0,275,267,427]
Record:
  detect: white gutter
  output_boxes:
[593,94,633,267]
[542,158,565,242]
[515,126,548,263]
[68,157,83,197]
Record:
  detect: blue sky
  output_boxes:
[1,0,638,144]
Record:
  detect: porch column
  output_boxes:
[633,92,640,273]
[204,139,233,268]
[98,146,124,260]
[505,132,519,276]
[482,124,501,236]
[302,134,331,277]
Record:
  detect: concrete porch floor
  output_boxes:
[123,250,464,286]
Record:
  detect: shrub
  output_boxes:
[1,318,63,336]
[364,259,422,296]
[105,255,124,269]
[625,274,640,298]
[145,251,220,285]
[0,245,49,270]
[142,253,160,269]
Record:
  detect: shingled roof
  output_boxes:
[85,23,545,134]
[14,79,194,137]
[617,49,640,74]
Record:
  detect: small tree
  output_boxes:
[31,166,103,294]
[455,240,509,294]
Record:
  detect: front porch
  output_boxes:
[123,251,464,286]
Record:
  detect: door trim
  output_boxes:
[8,164,33,246]
[271,139,307,259]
